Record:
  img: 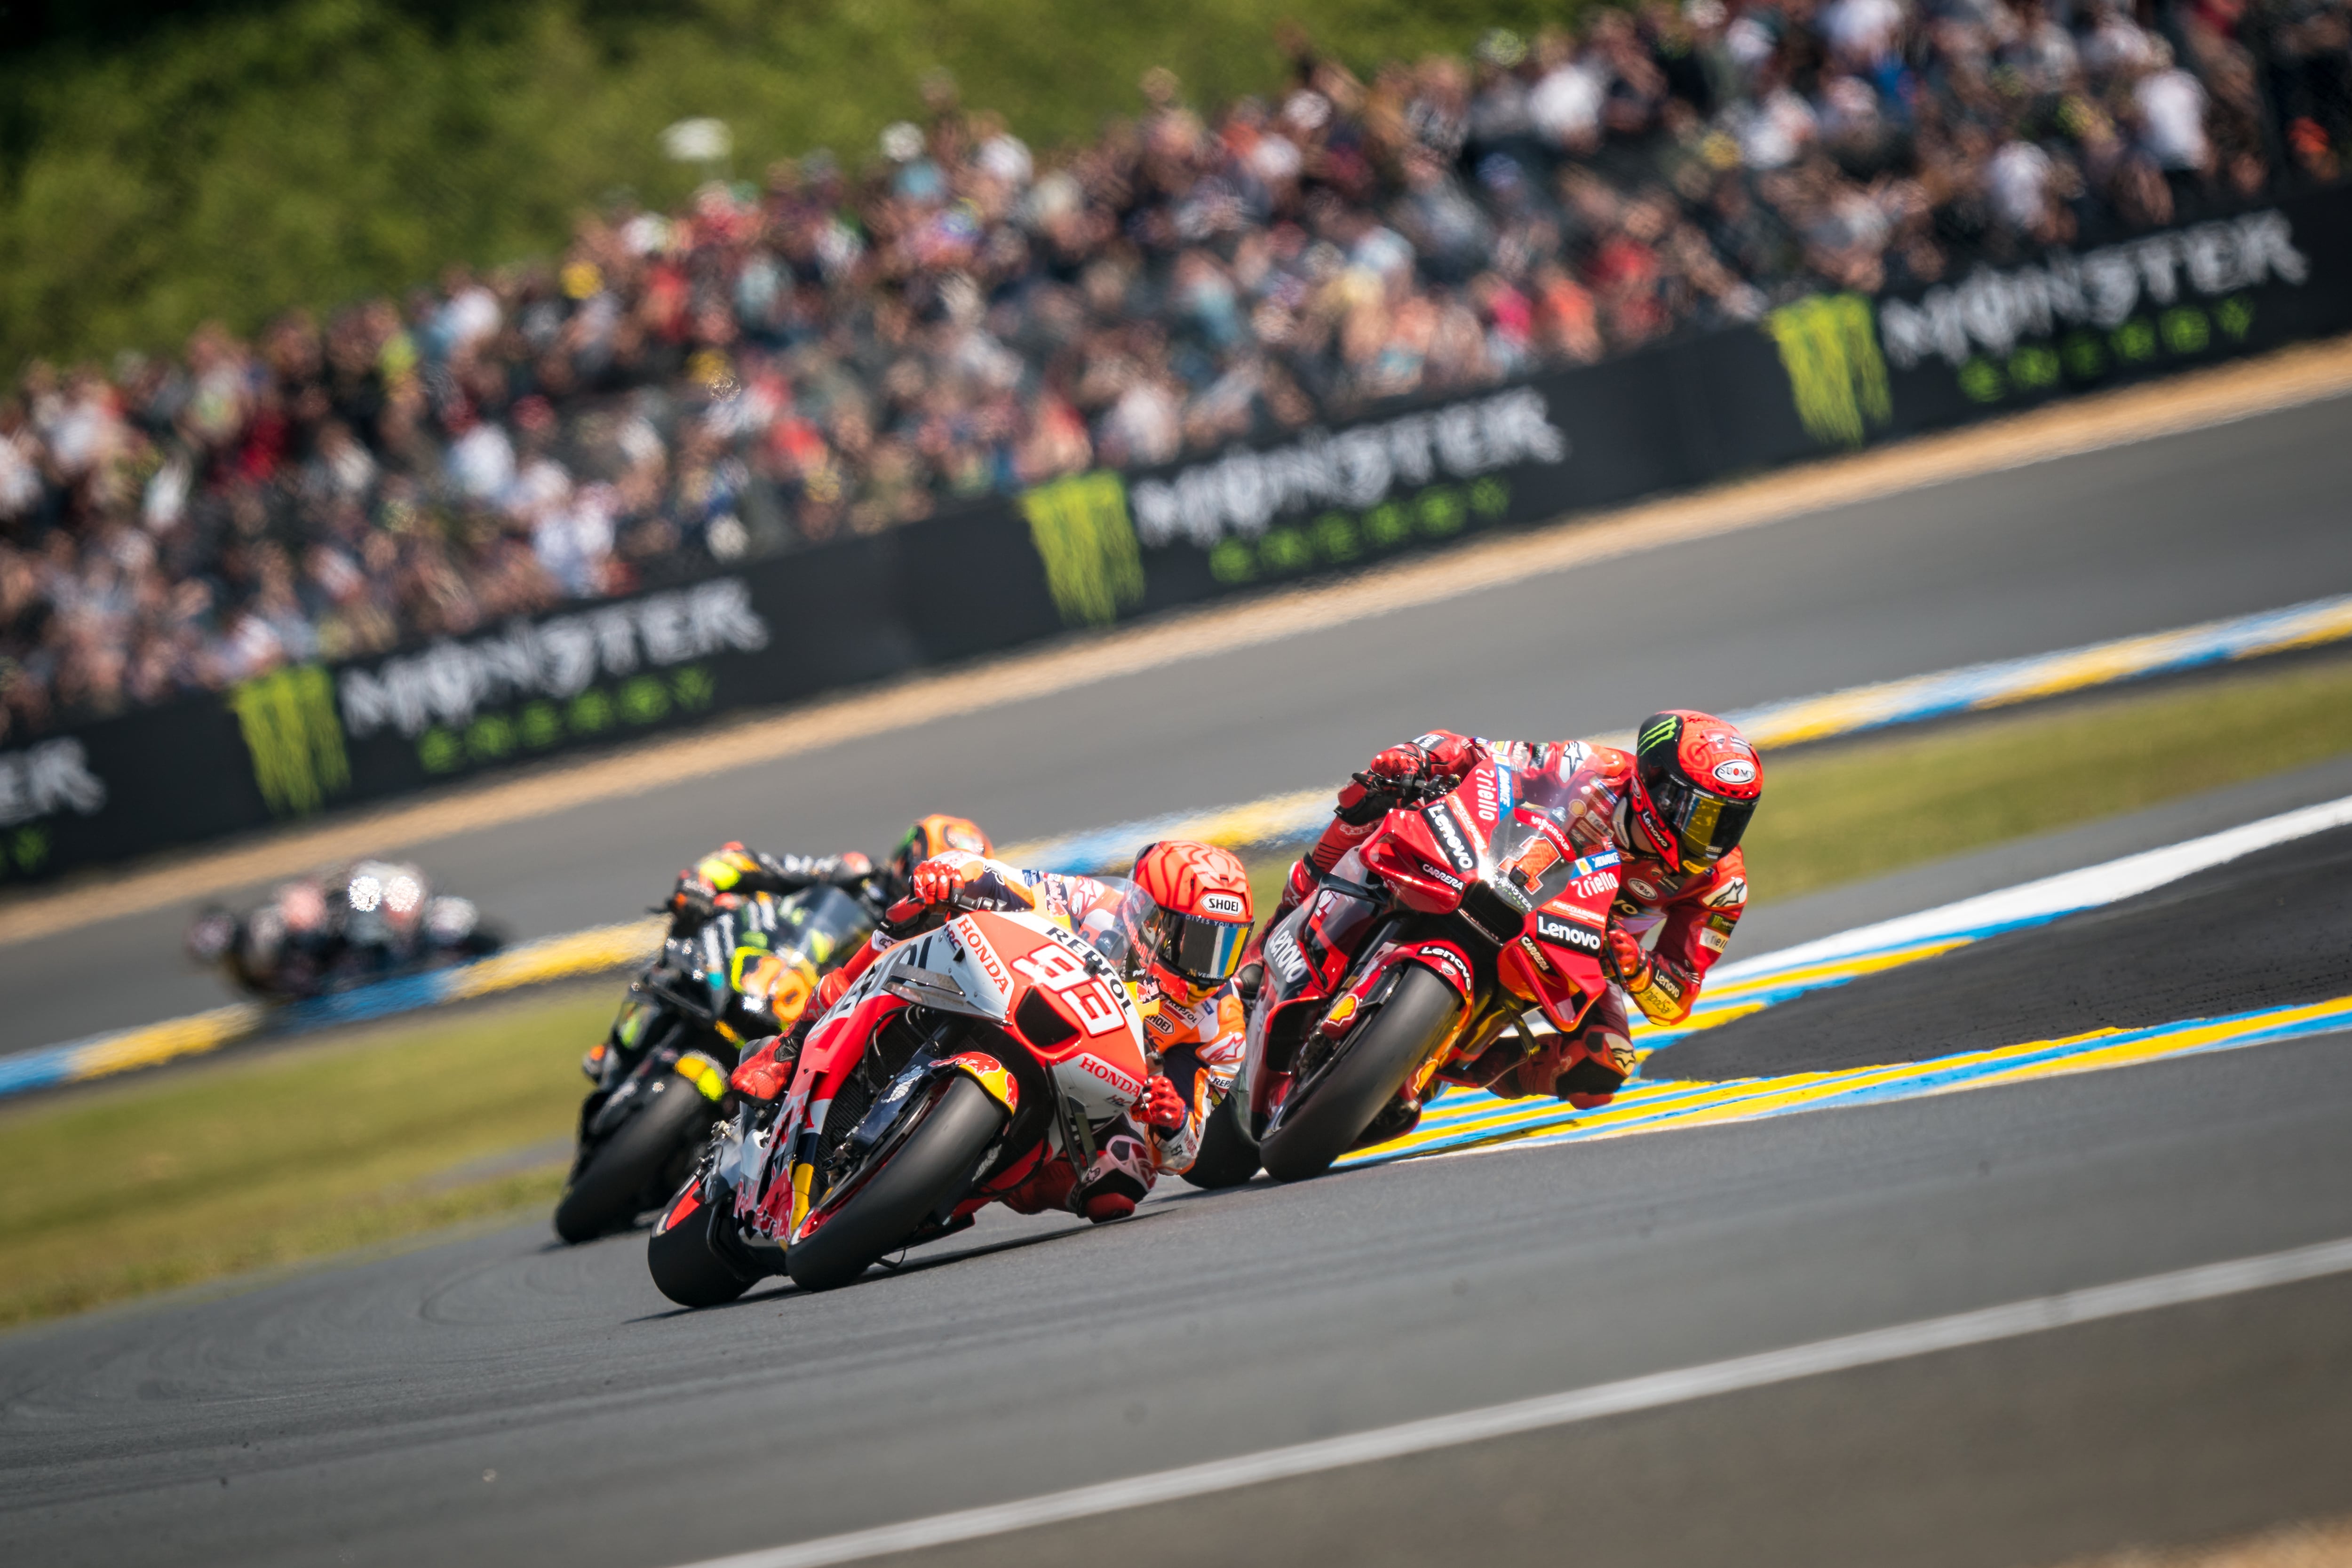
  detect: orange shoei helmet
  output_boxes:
[1126,840,1255,1001]
[1627,711,1763,868]
[891,814,993,886]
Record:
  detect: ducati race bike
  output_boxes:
[647,894,1152,1303]
[554,884,873,1243]
[1230,755,1625,1182]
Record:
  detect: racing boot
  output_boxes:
[1070,1133,1155,1222]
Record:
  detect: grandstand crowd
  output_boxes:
[3,0,2349,739]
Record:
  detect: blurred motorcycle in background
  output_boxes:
[553,882,875,1243]
[185,859,501,1003]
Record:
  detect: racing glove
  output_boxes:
[665,874,719,935]
[1137,1074,1188,1133]
[908,854,979,906]
[1604,928,1653,991]
[1338,743,1430,825]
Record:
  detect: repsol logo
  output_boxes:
[1537,915,1604,955]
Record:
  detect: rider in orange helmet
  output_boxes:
[790,838,1255,1220]
[1258,713,1761,1110]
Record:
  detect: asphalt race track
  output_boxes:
[4,400,2352,1568]
[5,393,2352,1051]
[1662,821,2352,1079]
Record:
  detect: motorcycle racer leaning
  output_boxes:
[1261,713,1761,1110]
[735,840,1254,1223]
[660,813,993,939]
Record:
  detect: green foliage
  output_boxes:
[1740,655,2352,903]
[0,0,1592,372]
[1238,653,2352,917]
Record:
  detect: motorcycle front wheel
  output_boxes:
[647,1175,760,1308]
[1259,963,1462,1183]
[786,1074,1007,1293]
[554,1076,715,1243]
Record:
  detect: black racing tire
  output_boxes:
[786,1074,1007,1292]
[1179,1094,1261,1190]
[647,1178,757,1308]
[554,1076,716,1243]
[1259,964,1462,1183]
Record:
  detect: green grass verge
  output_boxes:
[1739,654,2352,903]
[1238,653,2352,909]
[0,989,610,1329]
[5,652,2348,1330]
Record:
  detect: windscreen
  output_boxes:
[1480,761,1612,912]
[774,884,875,969]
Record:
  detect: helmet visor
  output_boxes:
[1143,906,1251,987]
[1653,773,1755,862]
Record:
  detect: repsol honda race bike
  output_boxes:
[1230,753,1624,1182]
[554,884,873,1243]
[647,893,1150,1303]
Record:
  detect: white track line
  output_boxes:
[668,1234,2352,1568]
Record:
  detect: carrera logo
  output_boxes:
[1536,915,1605,955]
[1518,935,1554,974]
[1198,891,1248,918]
[1421,864,1464,891]
[1425,805,1477,872]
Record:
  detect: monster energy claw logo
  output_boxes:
[1639,716,1680,753]
[1022,471,1146,629]
[230,664,350,817]
[1767,293,1892,448]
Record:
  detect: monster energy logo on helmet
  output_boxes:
[1021,471,1145,628]
[1766,293,1892,449]
[1638,715,1682,755]
[229,663,350,817]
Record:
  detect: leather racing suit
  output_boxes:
[808,851,1247,1216]
[1275,731,1748,1108]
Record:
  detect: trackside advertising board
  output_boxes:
[10,186,2352,882]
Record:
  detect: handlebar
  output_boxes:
[878,888,989,938]
[1352,769,1450,807]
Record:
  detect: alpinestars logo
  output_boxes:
[1536,915,1604,955]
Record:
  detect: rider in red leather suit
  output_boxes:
[1263,713,1762,1109]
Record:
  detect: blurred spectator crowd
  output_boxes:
[4,0,2349,739]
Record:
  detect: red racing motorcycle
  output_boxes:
[648,894,1151,1301]
[1232,752,1625,1181]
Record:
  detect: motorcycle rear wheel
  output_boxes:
[554,1076,714,1243]
[786,1075,1007,1292]
[1260,963,1462,1183]
[647,1178,758,1308]
[1179,1094,1260,1190]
